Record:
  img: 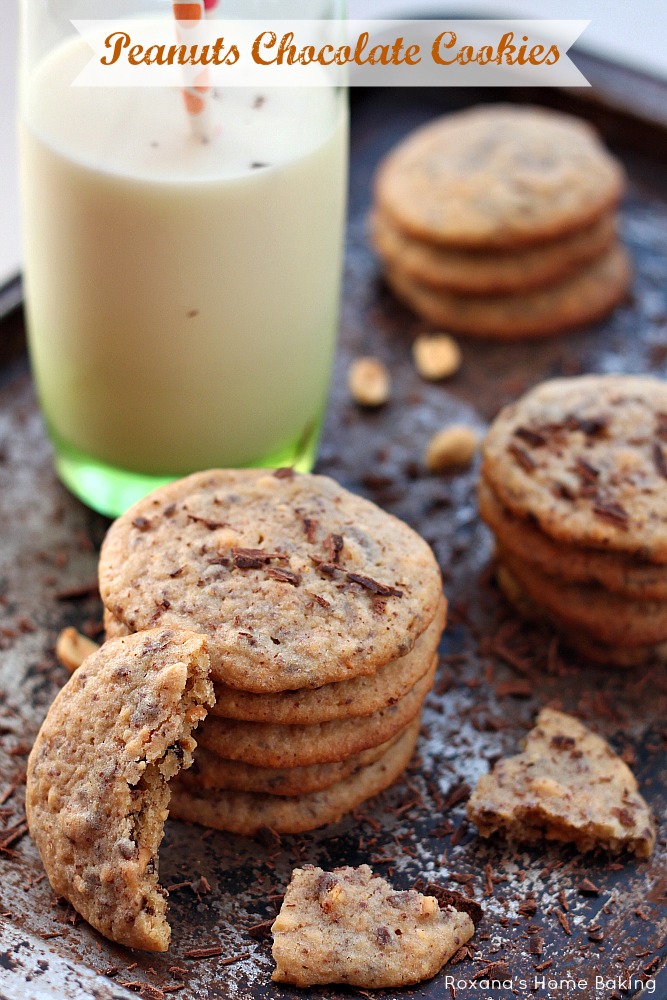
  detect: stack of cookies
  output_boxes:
[479,374,667,666]
[99,468,445,834]
[371,104,631,339]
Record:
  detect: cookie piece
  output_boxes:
[482,374,667,560]
[479,480,667,600]
[271,864,474,987]
[178,730,403,797]
[385,243,631,339]
[99,469,442,692]
[496,562,667,668]
[170,716,420,835]
[209,598,444,724]
[375,105,625,250]
[371,209,616,295]
[26,629,214,951]
[467,708,656,858]
[196,656,435,768]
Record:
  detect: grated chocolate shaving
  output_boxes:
[529,935,544,956]
[266,567,301,586]
[302,517,318,544]
[345,572,403,597]
[183,946,226,959]
[326,533,344,564]
[578,878,600,896]
[474,961,510,980]
[132,516,152,532]
[611,806,635,828]
[653,442,667,480]
[514,426,547,447]
[555,908,572,936]
[414,880,483,927]
[574,457,599,484]
[55,582,99,601]
[576,416,608,436]
[508,442,537,472]
[517,898,538,918]
[495,679,532,698]
[247,918,274,940]
[551,734,576,750]
[305,591,331,609]
[232,548,286,569]
[186,515,228,530]
[592,500,630,529]
[442,782,471,811]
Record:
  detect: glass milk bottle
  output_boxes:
[19,0,348,516]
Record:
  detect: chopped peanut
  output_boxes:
[425,425,478,473]
[348,356,391,408]
[412,334,461,381]
[56,627,99,674]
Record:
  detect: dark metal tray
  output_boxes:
[1,56,666,1000]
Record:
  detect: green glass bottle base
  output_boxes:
[52,420,323,518]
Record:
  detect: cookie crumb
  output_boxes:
[412,334,461,380]
[348,357,391,408]
[425,426,478,473]
[55,628,99,674]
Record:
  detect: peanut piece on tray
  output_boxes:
[412,334,461,381]
[55,627,99,674]
[348,356,391,407]
[425,425,478,473]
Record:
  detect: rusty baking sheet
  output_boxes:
[1,73,666,1000]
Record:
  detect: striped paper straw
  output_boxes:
[172,1,212,142]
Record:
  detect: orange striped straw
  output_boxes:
[172,1,211,142]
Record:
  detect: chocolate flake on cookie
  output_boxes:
[271,864,475,987]
[466,708,655,858]
[26,629,215,951]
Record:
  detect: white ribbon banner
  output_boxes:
[71,19,591,87]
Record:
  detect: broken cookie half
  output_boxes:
[467,708,655,859]
[26,628,215,951]
[271,864,475,988]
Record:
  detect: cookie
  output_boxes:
[374,105,625,250]
[178,731,403,797]
[496,562,667,668]
[170,716,420,835]
[467,708,655,858]
[99,469,443,693]
[385,242,631,339]
[499,548,667,648]
[271,864,475,987]
[106,603,442,724]
[209,598,444,725]
[482,374,667,560]
[371,209,616,295]
[196,656,436,768]
[26,629,214,951]
[479,480,667,600]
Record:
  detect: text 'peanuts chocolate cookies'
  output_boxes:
[99,468,445,834]
[479,374,667,664]
[371,104,630,338]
